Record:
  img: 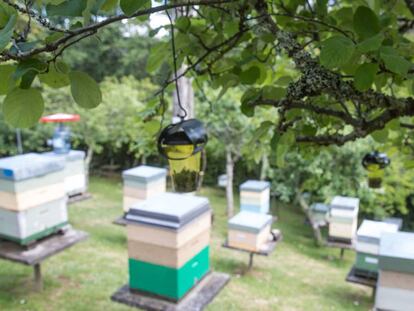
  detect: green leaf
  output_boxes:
[143,120,160,136]
[2,88,44,128]
[0,13,16,52]
[101,0,118,12]
[240,88,261,117]
[251,121,274,142]
[69,71,102,108]
[39,64,70,88]
[371,128,388,143]
[146,42,168,73]
[279,130,295,146]
[240,66,261,85]
[46,0,86,17]
[0,64,16,95]
[262,86,286,100]
[0,3,16,28]
[353,6,380,39]
[120,0,150,16]
[380,47,412,77]
[320,36,355,69]
[12,58,48,80]
[20,71,37,89]
[175,17,191,32]
[354,63,378,91]
[356,33,384,53]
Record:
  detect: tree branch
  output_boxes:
[0,0,237,61]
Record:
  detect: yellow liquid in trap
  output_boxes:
[164,145,201,193]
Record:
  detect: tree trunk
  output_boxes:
[172,66,195,122]
[260,154,268,180]
[226,147,235,218]
[85,147,94,189]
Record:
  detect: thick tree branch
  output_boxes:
[0,0,237,61]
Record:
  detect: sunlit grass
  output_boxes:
[0,177,372,310]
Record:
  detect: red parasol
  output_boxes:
[40,113,80,123]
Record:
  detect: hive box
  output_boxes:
[125,193,211,301]
[0,153,67,244]
[0,198,68,245]
[228,211,272,252]
[309,203,329,223]
[240,180,270,214]
[122,165,167,213]
[376,232,414,311]
[0,153,65,211]
[354,220,399,276]
[39,150,86,196]
[328,196,359,242]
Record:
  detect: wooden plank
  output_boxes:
[346,266,377,288]
[222,232,283,256]
[325,238,355,250]
[68,192,92,205]
[111,272,230,311]
[0,228,88,266]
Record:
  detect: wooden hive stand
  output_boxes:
[222,229,283,273]
[0,227,88,291]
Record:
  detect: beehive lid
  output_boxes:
[380,232,414,260]
[40,150,85,162]
[240,180,270,192]
[383,217,403,230]
[357,220,399,244]
[228,211,272,233]
[330,196,359,211]
[310,203,330,213]
[0,153,65,181]
[125,192,210,229]
[122,165,167,183]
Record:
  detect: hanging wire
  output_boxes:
[165,2,188,120]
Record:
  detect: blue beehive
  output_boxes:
[239,180,271,214]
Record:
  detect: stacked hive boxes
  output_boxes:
[0,153,68,245]
[228,211,273,252]
[354,220,399,277]
[39,150,86,196]
[125,193,211,300]
[376,232,414,310]
[328,196,359,243]
[122,165,167,213]
[240,180,270,214]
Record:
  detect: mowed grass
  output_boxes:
[0,176,373,311]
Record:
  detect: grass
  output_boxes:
[0,176,373,311]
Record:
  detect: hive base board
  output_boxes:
[113,215,127,226]
[0,227,88,265]
[67,192,92,205]
[346,266,377,287]
[111,272,230,311]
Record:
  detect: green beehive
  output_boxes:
[129,246,210,300]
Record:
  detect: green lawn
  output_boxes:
[0,177,373,311]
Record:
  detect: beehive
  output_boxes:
[328,196,359,242]
[354,220,399,277]
[0,153,67,245]
[376,232,414,310]
[125,193,211,300]
[39,150,86,196]
[228,211,272,252]
[240,180,270,214]
[122,165,167,213]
